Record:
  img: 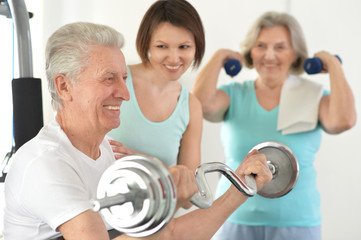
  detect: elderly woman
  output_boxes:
[193,11,356,240]
[3,21,272,240]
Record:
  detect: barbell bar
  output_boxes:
[91,141,299,236]
[190,141,299,207]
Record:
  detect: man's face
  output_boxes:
[70,45,130,135]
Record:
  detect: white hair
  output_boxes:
[45,22,124,111]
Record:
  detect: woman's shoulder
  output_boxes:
[127,63,148,81]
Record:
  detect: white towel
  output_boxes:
[277,75,323,135]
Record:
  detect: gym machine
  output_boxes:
[0,0,43,181]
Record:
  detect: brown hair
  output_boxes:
[136,0,205,68]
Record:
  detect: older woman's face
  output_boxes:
[251,26,296,83]
[71,45,130,134]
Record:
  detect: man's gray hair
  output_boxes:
[45,22,124,111]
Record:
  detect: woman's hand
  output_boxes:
[313,51,342,73]
[109,139,138,159]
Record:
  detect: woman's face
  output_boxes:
[148,22,196,81]
[251,25,297,84]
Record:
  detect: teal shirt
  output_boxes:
[216,80,327,227]
[108,66,189,167]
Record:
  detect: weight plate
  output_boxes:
[97,165,156,233]
[126,156,177,237]
[97,154,177,237]
[251,141,299,198]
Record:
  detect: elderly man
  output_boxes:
[3,22,271,240]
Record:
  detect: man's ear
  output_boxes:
[54,74,73,102]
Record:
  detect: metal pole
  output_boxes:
[8,0,33,78]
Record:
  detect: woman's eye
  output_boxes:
[157,45,167,49]
[180,45,190,49]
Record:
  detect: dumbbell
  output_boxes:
[224,58,242,77]
[304,55,342,74]
[92,141,299,236]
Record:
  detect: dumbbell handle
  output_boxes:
[190,162,257,209]
[92,190,149,212]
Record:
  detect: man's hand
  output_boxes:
[235,150,272,192]
[168,165,198,210]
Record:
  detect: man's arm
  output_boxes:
[58,163,199,240]
[58,210,110,240]
[58,210,162,240]
[159,150,272,240]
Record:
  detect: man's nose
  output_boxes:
[115,79,130,101]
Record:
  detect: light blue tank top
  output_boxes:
[108,66,189,167]
[215,80,328,227]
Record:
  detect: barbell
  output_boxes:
[91,141,299,237]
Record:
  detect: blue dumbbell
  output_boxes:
[304,55,342,74]
[224,59,242,77]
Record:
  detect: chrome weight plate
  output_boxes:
[96,154,177,237]
[251,141,299,198]
[97,162,156,234]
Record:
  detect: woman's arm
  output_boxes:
[317,51,357,134]
[176,94,203,171]
[192,49,242,122]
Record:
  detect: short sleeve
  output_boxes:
[218,82,236,96]
[20,152,92,230]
